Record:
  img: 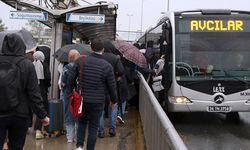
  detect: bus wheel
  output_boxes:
[226,112,240,122]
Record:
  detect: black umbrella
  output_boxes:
[53,44,91,62]
[0,29,37,53]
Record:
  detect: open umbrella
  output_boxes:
[112,40,147,68]
[0,29,37,53]
[53,43,91,62]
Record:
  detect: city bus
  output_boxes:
[137,9,250,114]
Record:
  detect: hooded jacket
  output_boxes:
[103,40,129,101]
[0,33,47,120]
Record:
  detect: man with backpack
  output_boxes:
[0,33,49,150]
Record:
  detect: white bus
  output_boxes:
[137,10,250,114]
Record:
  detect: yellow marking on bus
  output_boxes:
[207,20,214,30]
[236,20,243,30]
[214,20,220,31]
[190,20,244,31]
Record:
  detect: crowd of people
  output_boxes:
[0,32,165,150]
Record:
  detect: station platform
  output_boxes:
[22,107,145,150]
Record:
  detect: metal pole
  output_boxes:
[140,0,144,35]
[167,0,170,11]
[127,14,133,41]
[114,9,117,40]
[49,22,63,99]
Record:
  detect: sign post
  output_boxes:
[66,13,105,24]
[9,11,48,21]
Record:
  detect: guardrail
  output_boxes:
[138,72,188,150]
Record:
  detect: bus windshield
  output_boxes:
[175,14,250,82]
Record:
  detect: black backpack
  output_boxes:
[0,56,25,112]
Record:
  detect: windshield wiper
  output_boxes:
[223,70,250,85]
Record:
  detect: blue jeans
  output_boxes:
[62,89,76,141]
[118,101,126,117]
[98,104,118,134]
[76,103,104,150]
[0,116,29,150]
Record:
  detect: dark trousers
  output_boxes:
[0,116,29,150]
[76,103,104,150]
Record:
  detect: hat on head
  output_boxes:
[33,51,45,62]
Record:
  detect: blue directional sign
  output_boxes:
[9,11,48,21]
[66,13,105,24]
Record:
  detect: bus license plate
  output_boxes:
[207,106,231,112]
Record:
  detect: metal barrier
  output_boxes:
[138,72,188,150]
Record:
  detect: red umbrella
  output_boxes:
[112,40,147,68]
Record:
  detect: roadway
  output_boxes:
[171,112,250,150]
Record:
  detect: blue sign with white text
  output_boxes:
[10,11,48,21]
[66,13,105,24]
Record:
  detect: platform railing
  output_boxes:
[138,72,188,150]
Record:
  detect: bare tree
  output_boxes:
[23,20,51,45]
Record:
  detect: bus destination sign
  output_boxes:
[191,20,243,31]
[177,19,250,32]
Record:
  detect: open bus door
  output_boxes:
[161,20,173,111]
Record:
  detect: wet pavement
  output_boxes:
[172,112,250,150]
[23,107,145,150]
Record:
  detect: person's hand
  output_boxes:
[151,70,156,76]
[116,76,122,81]
[42,116,50,126]
[110,101,117,108]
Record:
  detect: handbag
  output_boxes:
[69,55,87,118]
[152,75,164,92]
[69,90,83,118]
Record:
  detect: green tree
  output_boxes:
[0,19,7,32]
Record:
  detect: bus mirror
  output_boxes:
[163,29,170,43]
[163,20,170,29]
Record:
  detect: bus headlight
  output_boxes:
[168,96,192,104]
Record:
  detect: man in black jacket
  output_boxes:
[98,40,125,138]
[68,38,117,150]
[0,33,49,150]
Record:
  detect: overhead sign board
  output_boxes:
[66,13,105,24]
[9,11,48,21]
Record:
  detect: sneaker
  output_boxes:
[117,116,125,124]
[98,132,105,138]
[35,131,44,140]
[42,131,49,137]
[75,147,83,150]
[109,128,116,137]
[67,139,73,143]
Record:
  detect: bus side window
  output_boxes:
[176,66,191,76]
[192,65,200,73]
